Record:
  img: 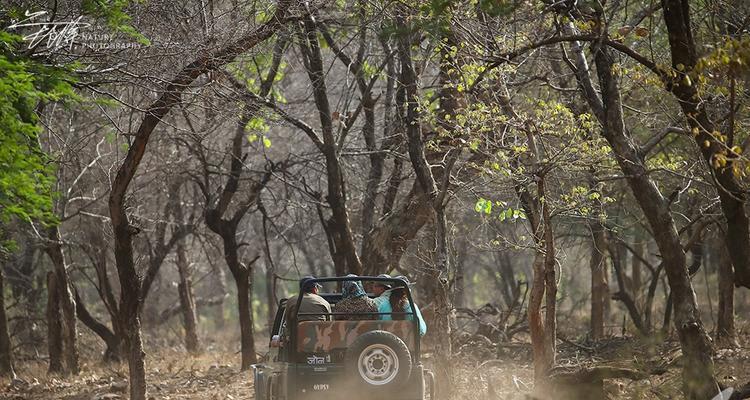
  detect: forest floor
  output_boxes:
[1,331,749,399]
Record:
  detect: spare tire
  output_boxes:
[344,330,412,389]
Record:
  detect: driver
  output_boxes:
[285,276,331,328]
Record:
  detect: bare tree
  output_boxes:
[106,2,292,397]
[44,227,80,375]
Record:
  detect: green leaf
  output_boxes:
[498,209,507,221]
[474,198,485,213]
[245,116,269,133]
[474,198,492,214]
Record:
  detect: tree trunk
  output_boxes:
[496,252,520,309]
[563,15,718,393]
[211,260,227,329]
[208,221,261,371]
[540,180,557,380]
[106,4,290,397]
[300,14,363,275]
[716,238,738,348]
[395,12,455,397]
[660,0,750,289]
[45,226,80,375]
[83,228,121,359]
[265,263,276,334]
[631,236,644,301]
[120,312,147,400]
[0,268,15,378]
[498,77,556,386]
[453,247,466,309]
[516,169,556,385]
[432,207,454,398]
[591,44,719,400]
[589,222,608,339]
[203,120,268,371]
[528,250,549,382]
[47,272,64,374]
[7,243,37,344]
[644,263,664,332]
[610,238,647,334]
[235,270,256,370]
[361,181,433,275]
[74,289,121,362]
[176,240,199,354]
[662,291,673,335]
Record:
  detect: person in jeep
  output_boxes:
[378,276,427,336]
[285,276,331,326]
[332,275,377,320]
[371,273,393,307]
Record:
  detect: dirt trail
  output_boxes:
[1,339,749,399]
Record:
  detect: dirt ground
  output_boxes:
[1,335,748,400]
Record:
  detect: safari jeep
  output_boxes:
[252,276,435,400]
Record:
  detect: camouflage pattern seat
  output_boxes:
[296,320,416,353]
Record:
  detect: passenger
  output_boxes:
[332,275,378,320]
[371,273,393,308]
[378,276,427,336]
[285,276,332,329]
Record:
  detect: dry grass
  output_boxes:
[0,350,253,400]
[1,327,749,400]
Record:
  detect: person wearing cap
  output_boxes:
[333,275,378,320]
[284,276,332,330]
[371,273,393,308]
[377,276,427,336]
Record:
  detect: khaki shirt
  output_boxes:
[285,293,332,328]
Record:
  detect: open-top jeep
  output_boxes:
[253,276,435,400]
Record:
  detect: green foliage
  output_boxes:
[474,197,493,214]
[474,198,526,222]
[497,207,526,222]
[246,116,270,133]
[81,0,150,45]
[246,118,272,149]
[0,32,74,226]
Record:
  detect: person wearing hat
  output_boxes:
[371,273,393,308]
[284,276,332,330]
[377,276,427,336]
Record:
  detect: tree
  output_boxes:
[659,0,750,289]
[0,29,76,378]
[395,6,456,395]
[590,41,719,400]
[106,2,292,397]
